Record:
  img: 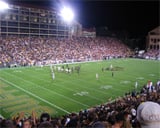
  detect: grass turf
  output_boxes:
[0,58,159,118]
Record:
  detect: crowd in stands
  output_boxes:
[143,49,160,59]
[0,80,160,128]
[0,36,133,67]
[0,36,159,128]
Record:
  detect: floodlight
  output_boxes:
[60,7,74,23]
[0,0,9,11]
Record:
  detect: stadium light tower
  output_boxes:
[60,7,74,23]
[59,6,74,38]
[0,0,9,11]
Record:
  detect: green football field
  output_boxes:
[0,58,159,118]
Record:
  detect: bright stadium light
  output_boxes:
[60,7,74,23]
[0,0,9,11]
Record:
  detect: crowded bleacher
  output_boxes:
[143,49,160,60]
[0,36,133,68]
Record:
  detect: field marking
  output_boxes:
[0,77,71,114]
[2,72,89,107]
[136,77,144,80]
[46,69,125,94]
[120,80,131,84]
[149,74,155,76]
[21,65,134,100]
[73,91,89,96]
[74,78,125,93]
[23,64,131,93]
[58,74,123,96]
[13,70,22,73]
[21,68,106,102]
[100,85,112,90]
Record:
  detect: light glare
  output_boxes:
[60,7,74,23]
[0,1,9,11]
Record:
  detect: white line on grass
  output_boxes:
[23,68,105,102]
[0,77,71,114]
[2,72,89,107]
[22,63,137,101]
[24,64,129,95]
[31,75,103,102]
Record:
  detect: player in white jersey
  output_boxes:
[52,72,55,80]
[135,81,138,89]
[96,73,99,80]
[110,64,113,70]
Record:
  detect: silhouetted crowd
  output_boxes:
[0,36,132,67]
[0,80,160,128]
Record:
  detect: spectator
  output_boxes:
[22,119,32,128]
[38,121,53,128]
[0,36,133,67]
[136,101,160,128]
[1,119,16,128]
[40,113,51,123]
[111,112,124,128]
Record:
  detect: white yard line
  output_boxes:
[2,72,89,107]
[33,77,104,102]
[24,69,106,102]
[0,77,71,114]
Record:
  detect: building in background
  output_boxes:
[0,4,81,37]
[81,28,96,38]
[146,26,160,50]
[69,21,82,38]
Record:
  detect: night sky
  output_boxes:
[77,1,159,35]
[8,0,159,46]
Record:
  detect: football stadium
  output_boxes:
[0,1,160,128]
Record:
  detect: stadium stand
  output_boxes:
[0,36,133,68]
[143,49,160,60]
